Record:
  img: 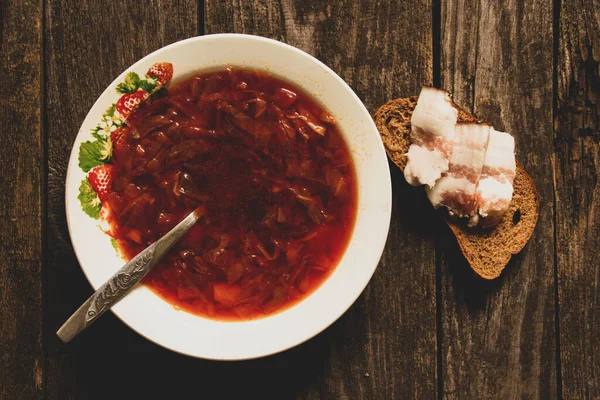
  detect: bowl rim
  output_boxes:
[65,33,392,360]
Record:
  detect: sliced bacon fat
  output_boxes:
[404,87,459,187]
[426,123,491,218]
[470,129,516,227]
[403,88,517,228]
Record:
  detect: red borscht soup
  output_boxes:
[106,67,357,320]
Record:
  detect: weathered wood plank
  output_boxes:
[206,1,438,399]
[44,2,198,398]
[0,1,44,399]
[440,0,556,398]
[555,0,600,398]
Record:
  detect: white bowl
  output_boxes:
[65,34,392,360]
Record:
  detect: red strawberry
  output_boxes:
[88,164,115,202]
[115,90,149,121]
[147,62,173,86]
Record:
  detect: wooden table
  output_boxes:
[1,0,598,398]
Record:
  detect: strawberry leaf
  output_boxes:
[79,137,112,172]
[116,72,141,94]
[150,87,168,100]
[78,179,101,219]
[139,79,157,93]
[116,82,132,94]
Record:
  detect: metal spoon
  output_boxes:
[57,207,204,343]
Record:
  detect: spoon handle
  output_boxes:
[57,207,204,343]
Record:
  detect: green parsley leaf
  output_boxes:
[106,104,116,117]
[91,129,102,141]
[78,137,112,172]
[116,72,141,94]
[78,179,101,219]
[110,237,121,257]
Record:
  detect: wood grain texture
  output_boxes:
[440,0,556,398]
[555,0,600,398]
[0,1,44,399]
[44,1,197,398]
[205,1,439,398]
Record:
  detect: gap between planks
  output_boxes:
[552,0,563,398]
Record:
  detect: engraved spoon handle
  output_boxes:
[57,207,204,343]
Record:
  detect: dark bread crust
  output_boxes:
[374,97,539,279]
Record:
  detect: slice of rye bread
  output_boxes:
[374,96,539,279]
